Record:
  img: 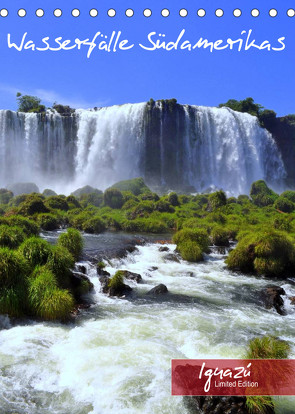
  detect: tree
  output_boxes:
[16,93,46,113]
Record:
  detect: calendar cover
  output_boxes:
[0,1,294,413]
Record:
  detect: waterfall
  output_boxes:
[0,103,287,195]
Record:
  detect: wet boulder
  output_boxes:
[99,275,111,294]
[164,253,180,263]
[148,266,158,272]
[70,271,94,300]
[101,271,133,297]
[159,246,169,252]
[261,286,286,315]
[184,396,260,414]
[147,284,168,295]
[120,270,142,283]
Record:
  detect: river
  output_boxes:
[0,232,295,413]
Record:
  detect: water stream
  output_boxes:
[0,235,295,413]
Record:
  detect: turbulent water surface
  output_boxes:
[0,103,286,195]
[0,234,295,414]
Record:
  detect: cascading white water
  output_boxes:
[0,239,295,413]
[0,104,287,195]
[0,110,74,191]
[74,103,146,190]
[182,106,286,195]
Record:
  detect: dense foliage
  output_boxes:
[2,177,295,320]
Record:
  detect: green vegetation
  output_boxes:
[2,176,295,322]
[16,93,46,113]
[103,188,124,209]
[246,336,290,359]
[108,271,125,291]
[57,228,83,260]
[110,177,151,196]
[245,336,290,414]
[226,230,295,277]
[250,180,278,207]
[218,97,277,128]
[173,228,210,262]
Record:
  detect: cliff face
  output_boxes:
[266,116,295,188]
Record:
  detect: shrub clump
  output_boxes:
[19,237,52,267]
[18,194,49,216]
[28,266,74,320]
[273,196,295,213]
[246,336,290,359]
[110,177,151,196]
[173,228,210,262]
[57,228,83,260]
[0,225,26,249]
[226,230,295,277]
[168,192,180,206]
[103,188,124,209]
[211,227,230,246]
[245,336,290,414]
[0,189,13,204]
[44,195,69,211]
[207,190,227,211]
[46,245,75,286]
[250,180,278,207]
[82,216,106,234]
[0,247,29,288]
[37,213,60,231]
[177,240,203,262]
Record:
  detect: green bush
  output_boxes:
[19,195,49,216]
[274,196,295,213]
[37,213,60,231]
[245,335,290,413]
[0,189,13,205]
[79,193,103,207]
[66,195,81,209]
[250,180,278,207]
[46,245,75,284]
[110,177,151,196]
[246,336,290,359]
[0,247,29,288]
[0,286,26,317]
[108,271,125,290]
[273,216,292,232]
[44,195,69,211]
[207,191,227,211]
[178,240,203,262]
[280,190,295,203]
[0,225,26,248]
[103,188,124,209]
[226,230,295,276]
[57,228,83,260]
[211,227,230,246]
[29,267,74,320]
[2,216,39,236]
[168,192,179,206]
[19,237,52,267]
[155,199,174,213]
[82,217,106,234]
[173,228,210,253]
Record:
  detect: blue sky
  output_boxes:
[0,0,294,115]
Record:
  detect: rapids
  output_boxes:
[0,237,294,413]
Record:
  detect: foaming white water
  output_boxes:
[182,106,286,194]
[1,243,295,413]
[73,103,146,189]
[0,110,74,191]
